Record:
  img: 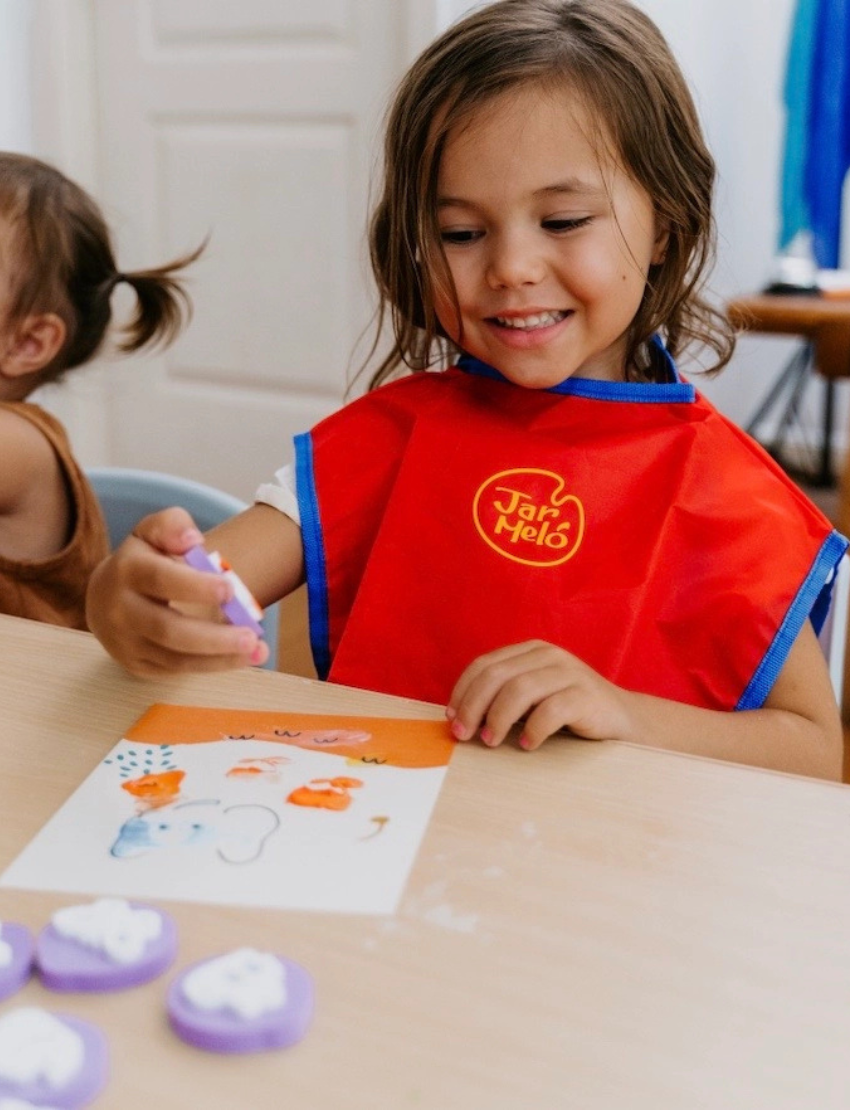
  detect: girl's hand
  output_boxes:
[446,640,635,751]
[447,627,843,780]
[85,507,267,676]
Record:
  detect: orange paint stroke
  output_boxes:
[121,769,185,810]
[226,755,292,779]
[287,776,364,812]
[361,816,389,840]
[126,707,454,769]
[247,729,432,769]
[253,729,370,748]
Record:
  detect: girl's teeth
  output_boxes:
[495,311,566,329]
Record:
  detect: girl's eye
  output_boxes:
[542,216,592,232]
[439,228,484,245]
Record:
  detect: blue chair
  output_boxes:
[86,466,279,670]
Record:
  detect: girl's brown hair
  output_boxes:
[368,0,734,387]
[0,152,201,384]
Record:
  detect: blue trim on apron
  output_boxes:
[737,529,849,709]
[456,335,696,403]
[294,431,331,680]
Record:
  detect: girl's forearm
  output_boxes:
[619,691,843,782]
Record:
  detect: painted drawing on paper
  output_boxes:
[0,705,454,914]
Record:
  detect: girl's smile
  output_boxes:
[434,84,667,388]
[485,308,573,350]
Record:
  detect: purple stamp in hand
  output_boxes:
[183,545,265,638]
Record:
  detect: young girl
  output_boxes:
[87,0,847,780]
[0,152,199,629]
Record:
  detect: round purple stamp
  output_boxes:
[0,921,34,1001]
[36,898,177,992]
[0,1006,108,1108]
[167,948,314,1053]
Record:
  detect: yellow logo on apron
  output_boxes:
[473,468,585,566]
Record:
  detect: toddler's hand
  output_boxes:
[446,640,634,751]
[86,507,267,677]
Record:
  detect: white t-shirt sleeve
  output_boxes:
[254,463,301,526]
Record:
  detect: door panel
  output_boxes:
[90,0,407,499]
[159,120,353,393]
[150,0,353,43]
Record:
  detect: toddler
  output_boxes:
[0,152,199,628]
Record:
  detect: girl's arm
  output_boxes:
[447,621,843,781]
[0,406,71,561]
[86,503,304,676]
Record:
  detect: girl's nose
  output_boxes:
[485,232,545,289]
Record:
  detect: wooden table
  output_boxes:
[728,293,850,488]
[3,615,850,1108]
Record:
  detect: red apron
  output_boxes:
[294,355,845,709]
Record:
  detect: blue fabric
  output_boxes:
[806,0,850,267]
[780,0,820,249]
[294,432,331,680]
[780,0,850,267]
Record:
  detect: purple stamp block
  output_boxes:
[0,1007,109,1109]
[36,899,178,993]
[167,949,314,1054]
[183,545,265,637]
[0,922,34,1001]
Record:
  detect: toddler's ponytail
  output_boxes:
[112,241,206,354]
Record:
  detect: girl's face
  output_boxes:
[433,84,667,387]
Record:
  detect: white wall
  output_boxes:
[0,0,32,153]
[0,0,107,463]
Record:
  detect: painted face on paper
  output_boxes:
[433,83,668,387]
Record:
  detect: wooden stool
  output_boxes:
[728,294,850,491]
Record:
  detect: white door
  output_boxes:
[40,0,433,501]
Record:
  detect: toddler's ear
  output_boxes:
[1,312,67,378]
